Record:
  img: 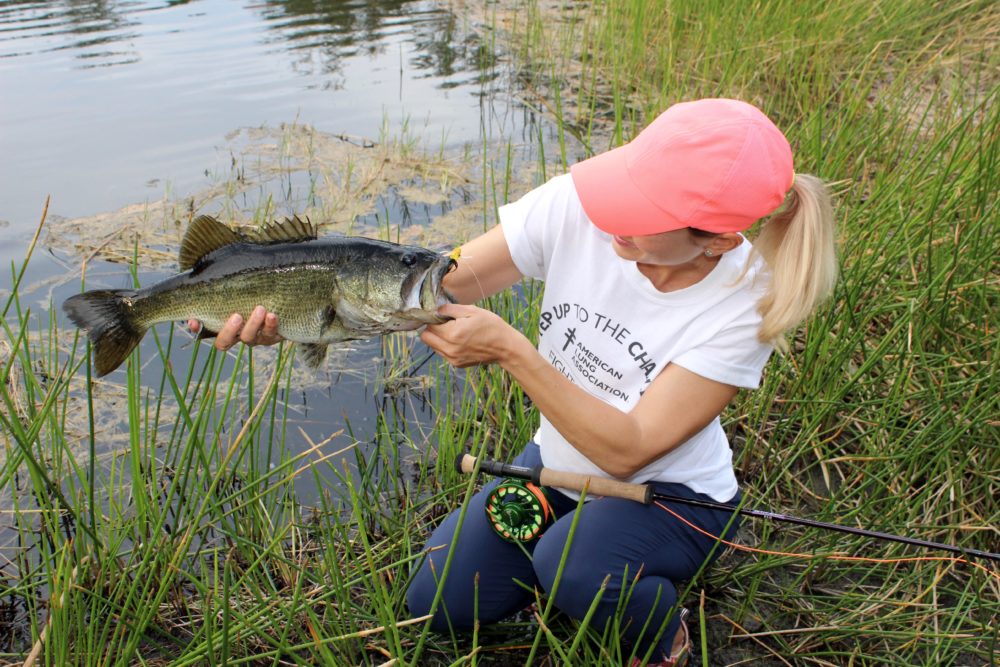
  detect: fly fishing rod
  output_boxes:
[456,454,1000,563]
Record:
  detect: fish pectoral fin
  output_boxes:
[318,304,338,337]
[334,299,377,331]
[247,216,318,245]
[179,215,243,271]
[297,343,329,369]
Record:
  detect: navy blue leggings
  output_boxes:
[407,443,741,657]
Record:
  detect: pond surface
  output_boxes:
[0,0,553,482]
[1,0,505,232]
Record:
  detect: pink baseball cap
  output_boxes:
[570,99,794,235]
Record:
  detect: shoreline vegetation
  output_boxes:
[2,0,998,665]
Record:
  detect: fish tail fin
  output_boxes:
[63,290,147,376]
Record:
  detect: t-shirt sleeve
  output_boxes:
[498,173,579,281]
[672,319,774,389]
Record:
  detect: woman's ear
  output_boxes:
[705,232,743,256]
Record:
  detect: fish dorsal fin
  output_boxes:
[246,216,318,245]
[179,215,243,271]
[179,215,317,270]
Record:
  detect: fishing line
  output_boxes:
[653,501,1000,583]
[450,251,489,302]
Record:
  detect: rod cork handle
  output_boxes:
[456,454,653,504]
[537,468,653,504]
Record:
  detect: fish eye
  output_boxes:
[401,252,417,267]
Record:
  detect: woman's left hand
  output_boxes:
[420,303,519,368]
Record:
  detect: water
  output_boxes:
[0,0,545,476]
[0,0,499,233]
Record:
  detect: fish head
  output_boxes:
[336,241,456,332]
[398,246,457,317]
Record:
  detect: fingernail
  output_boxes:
[230,314,243,326]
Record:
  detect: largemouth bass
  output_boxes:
[64,215,456,376]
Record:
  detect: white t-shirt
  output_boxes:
[499,173,773,502]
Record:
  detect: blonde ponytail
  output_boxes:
[750,173,838,345]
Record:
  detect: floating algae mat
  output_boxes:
[44,123,487,269]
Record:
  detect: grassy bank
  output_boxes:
[2,0,999,665]
[504,0,1000,664]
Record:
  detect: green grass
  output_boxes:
[2,0,999,665]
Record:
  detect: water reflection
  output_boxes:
[0,0,145,67]
[0,0,492,80]
[0,0,500,231]
[255,0,494,86]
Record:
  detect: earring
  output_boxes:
[704,249,714,257]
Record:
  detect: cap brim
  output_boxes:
[570,145,685,236]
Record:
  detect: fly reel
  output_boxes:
[485,478,553,543]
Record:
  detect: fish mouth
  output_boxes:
[434,257,458,305]
[402,256,455,320]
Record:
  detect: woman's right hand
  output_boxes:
[420,303,522,368]
[188,305,283,351]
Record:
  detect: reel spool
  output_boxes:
[485,478,553,543]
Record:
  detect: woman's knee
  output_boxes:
[405,485,537,630]
[407,540,537,631]
[532,531,614,618]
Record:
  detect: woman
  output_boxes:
[205,98,837,666]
